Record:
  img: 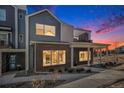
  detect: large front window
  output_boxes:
[59,50,66,64]
[0,9,6,21]
[79,51,91,61]
[43,50,66,67]
[36,24,55,36]
[43,50,51,66]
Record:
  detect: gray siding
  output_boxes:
[0,5,15,47]
[29,11,61,42]
[61,24,73,42]
[18,9,26,49]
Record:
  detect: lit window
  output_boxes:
[0,9,6,21]
[43,50,66,67]
[45,25,55,36]
[59,50,66,64]
[43,50,51,66]
[52,50,58,65]
[36,24,55,36]
[36,24,44,35]
[79,51,91,61]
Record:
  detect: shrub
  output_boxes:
[58,69,62,73]
[64,68,68,72]
[85,69,91,73]
[49,69,54,72]
[68,69,74,73]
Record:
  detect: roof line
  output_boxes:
[27,9,62,24]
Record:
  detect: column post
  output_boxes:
[106,46,109,62]
[100,48,102,64]
[96,48,99,64]
[71,47,74,68]
[87,47,90,66]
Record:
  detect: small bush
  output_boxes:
[85,69,91,73]
[68,69,74,73]
[64,68,68,72]
[109,62,114,66]
[58,69,62,73]
[76,69,81,73]
[105,62,109,66]
[113,62,117,65]
[49,69,54,72]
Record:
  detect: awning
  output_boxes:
[70,42,111,48]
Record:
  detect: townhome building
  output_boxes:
[26,9,110,73]
[0,5,26,75]
[0,6,110,76]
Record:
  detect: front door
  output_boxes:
[9,55,16,71]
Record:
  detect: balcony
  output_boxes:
[73,38,92,43]
[0,41,13,49]
[73,33,92,43]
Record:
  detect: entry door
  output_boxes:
[9,55,16,70]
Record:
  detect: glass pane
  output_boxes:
[45,25,55,36]
[52,50,58,65]
[0,34,7,40]
[43,50,51,66]
[79,51,88,61]
[36,24,44,35]
[0,9,6,21]
[59,50,66,64]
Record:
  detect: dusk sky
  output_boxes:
[27,5,124,49]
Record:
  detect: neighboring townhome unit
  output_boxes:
[26,9,110,73]
[0,5,26,76]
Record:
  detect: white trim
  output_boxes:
[71,47,74,68]
[0,27,11,30]
[0,49,26,52]
[70,42,110,48]
[99,48,102,64]
[27,9,62,24]
[34,43,37,72]
[30,41,70,45]
[25,16,29,71]
[87,47,90,66]
[12,5,27,10]
[15,7,18,48]
[106,46,109,62]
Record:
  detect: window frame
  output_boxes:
[79,51,91,62]
[36,23,56,37]
[0,31,9,45]
[43,50,66,67]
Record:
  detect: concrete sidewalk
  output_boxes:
[56,69,124,88]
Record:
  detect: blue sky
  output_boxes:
[27,5,124,49]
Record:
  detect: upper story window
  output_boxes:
[36,24,55,36]
[0,9,6,21]
[0,32,8,46]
